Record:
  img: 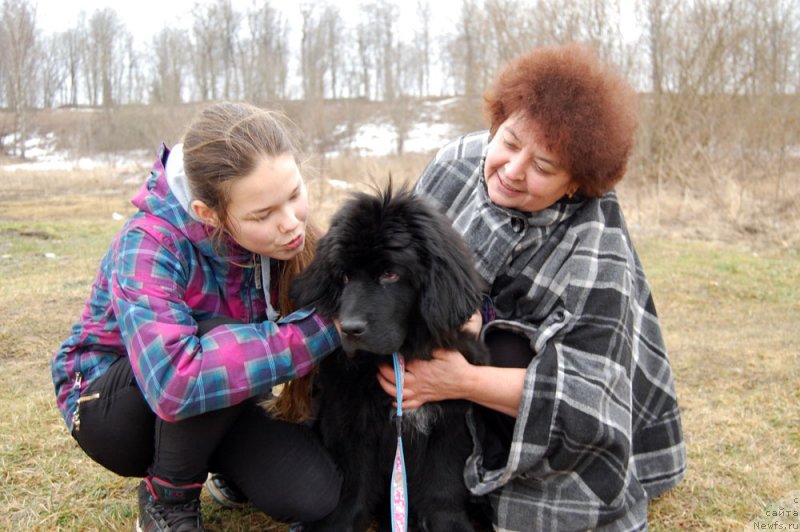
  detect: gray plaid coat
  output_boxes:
[415,132,686,531]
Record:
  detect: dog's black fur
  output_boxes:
[290,185,490,531]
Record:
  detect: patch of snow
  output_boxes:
[403,122,454,154]
[1,135,150,172]
[326,179,353,189]
[345,123,398,157]
[4,116,461,171]
[328,120,455,157]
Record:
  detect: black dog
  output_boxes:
[290,185,489,531]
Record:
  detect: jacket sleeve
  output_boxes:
[110,227,339,422]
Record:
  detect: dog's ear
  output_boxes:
[417,207,484,335]
[289,240,343,317]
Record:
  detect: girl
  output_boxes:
[51,102,341,531]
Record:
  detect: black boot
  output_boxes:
[136,476,204,532]
[205,473,248,509]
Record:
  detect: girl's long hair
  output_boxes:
[267,225,319,423]
[182,101,317,422]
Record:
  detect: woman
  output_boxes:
[378,44,686,530]
[51,102,341,531]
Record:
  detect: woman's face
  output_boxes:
[225,153,308,260]
[484,114,576,213]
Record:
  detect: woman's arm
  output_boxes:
[377,348,525,417]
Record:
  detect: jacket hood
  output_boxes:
[131,144,280,321]
[131,143,249,263]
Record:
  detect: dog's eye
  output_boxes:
[342,273,349,285]
[380,272,400,284]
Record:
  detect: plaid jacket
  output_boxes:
[416,132,686,531]
[52,145,339,430]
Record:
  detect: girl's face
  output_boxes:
[225,153,308,260]
[484,114,576,213]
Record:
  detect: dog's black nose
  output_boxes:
[340,319,367,337]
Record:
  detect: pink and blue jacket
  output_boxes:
[52,145,340,430]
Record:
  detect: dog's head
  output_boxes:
[290,185,483,359]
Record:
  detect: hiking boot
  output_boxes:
[205,473,248,509]
[136,476,204,532]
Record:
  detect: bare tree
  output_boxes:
[394,42,418,97]
[61,25,84,106]
[644,0,668,96]
[300,3,326,101]
[483,0,533,63]
[737,0,799,95]
[241,2,290,102]
[297,3,332,156]
[216,0,241,100]
[447,0,486,97]
[629,0,800,226]
[299,3,345,99]
[353,0,401,100]
[730,0,799,199]
[408,0,432,97]
[83,8,123,107]
[322,5,344,99]
[390,95,413,155]
[150,28,188,105]
[192,4,223,100]
[119,32,145,105]
[354,18,376,98]
[376,0,400,100]
[0,29,4,109]
[0,0,37,157]
[38,33,66,108]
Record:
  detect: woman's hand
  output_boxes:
[377,344,526,417]
[377,348,473,410]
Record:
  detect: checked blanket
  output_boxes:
[415,131,686,531]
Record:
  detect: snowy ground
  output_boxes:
[334,121,455,157]
[1,109,459,172]
[0,132,151,173]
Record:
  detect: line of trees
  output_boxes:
[1,0,799,195]
[3,0,797,109]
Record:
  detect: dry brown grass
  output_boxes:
[636,238,800,530]
[1,159,798,531]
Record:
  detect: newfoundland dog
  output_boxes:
[290,185,489,531]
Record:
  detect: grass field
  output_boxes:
[0,164,798,531]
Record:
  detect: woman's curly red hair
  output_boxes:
[485,44,638,197]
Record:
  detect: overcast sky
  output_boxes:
[33,0,465,42]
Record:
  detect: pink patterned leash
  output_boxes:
[390,353,408,532]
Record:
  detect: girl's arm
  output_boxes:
[112,227,339,422]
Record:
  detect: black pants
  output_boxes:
[71,351,341,524]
